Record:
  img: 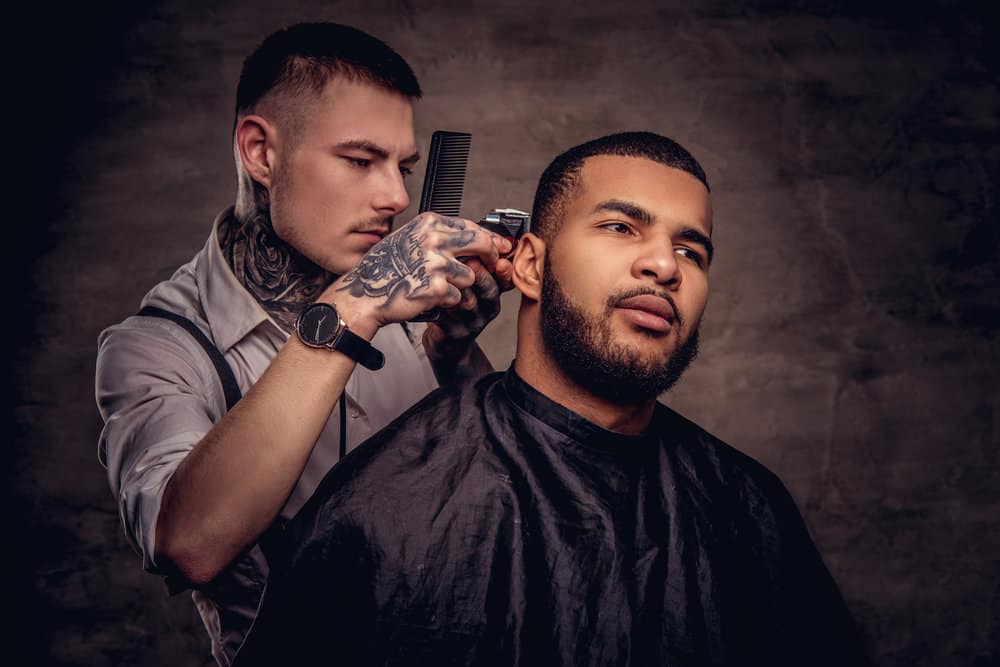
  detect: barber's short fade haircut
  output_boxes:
[234,22,422,131]
[531,131,710,242]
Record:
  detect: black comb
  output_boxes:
[410,130,472,322]
[418,130,472,216]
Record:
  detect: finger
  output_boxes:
[441,257,477,288]
[407,213,487,257]
[429,274,463,308]
[457,286,477,311]
[437,268,499,327]
[411,211,474,230]
[468,269,501,321]
[430,213,476,230]
[462,257,485,275]
[493,259,515,292]
[443,283,463,308]
[432,225,500,269]
[459,255,512,294]
[471,265,500,302]
[435,284,477,314]
[491,234,513,257]
[464,256,509,296]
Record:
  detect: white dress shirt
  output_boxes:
[95,208,440,665]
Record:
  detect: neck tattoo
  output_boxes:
[217,208,332,333]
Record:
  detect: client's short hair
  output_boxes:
[531,132,709,242]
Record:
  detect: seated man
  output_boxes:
[234,132,869,666]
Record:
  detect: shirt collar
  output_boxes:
[197,206,277,353]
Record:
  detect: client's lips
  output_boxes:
[615,294,676,332]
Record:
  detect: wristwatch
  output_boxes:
[295,302,384,370]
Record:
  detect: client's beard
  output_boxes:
[539,254,700,405]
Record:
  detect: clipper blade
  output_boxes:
[418,130,472,217]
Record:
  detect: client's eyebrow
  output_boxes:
[336,139,421,164]
[593,199,653,225]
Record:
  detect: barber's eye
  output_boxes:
[400,166,414,177]
[346,157,371,168]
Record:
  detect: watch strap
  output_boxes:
[334,327,385,370]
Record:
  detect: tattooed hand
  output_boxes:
[427,252,513,340]
[421,251,514,386]
[331,212,504,332]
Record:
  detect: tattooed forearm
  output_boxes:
[217,207,330,332]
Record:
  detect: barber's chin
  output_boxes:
[351,231,385,247]
[323,253,362,277]
[343,236,378,257]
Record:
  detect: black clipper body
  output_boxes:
[478,208,531,257]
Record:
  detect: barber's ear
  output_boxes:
[512,233,545,301]
[235,114,278,189]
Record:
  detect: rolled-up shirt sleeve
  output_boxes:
[96,316,228,573]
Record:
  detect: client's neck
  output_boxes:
[512,344,655,436]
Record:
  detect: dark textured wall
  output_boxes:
[12,1,998,665]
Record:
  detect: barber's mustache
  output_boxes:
[606,287,682,327]
[351,215,396,236]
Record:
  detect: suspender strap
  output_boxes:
[138,305,242,411]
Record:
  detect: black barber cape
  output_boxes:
[235,370,868,666]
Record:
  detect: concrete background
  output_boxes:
[10,0,998,665]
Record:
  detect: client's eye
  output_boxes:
[675,246,706,268]
[600,222,632,234]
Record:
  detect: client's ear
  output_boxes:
[512,233,545,302]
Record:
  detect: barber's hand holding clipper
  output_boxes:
[425,208,529,337]
[321,206,527,381]
[325,212,508,337]
[414,208,526,384]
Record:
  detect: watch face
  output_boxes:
[298,303,340,346]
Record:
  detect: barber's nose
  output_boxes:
[632,241,682,287]
[374,169,410,215]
